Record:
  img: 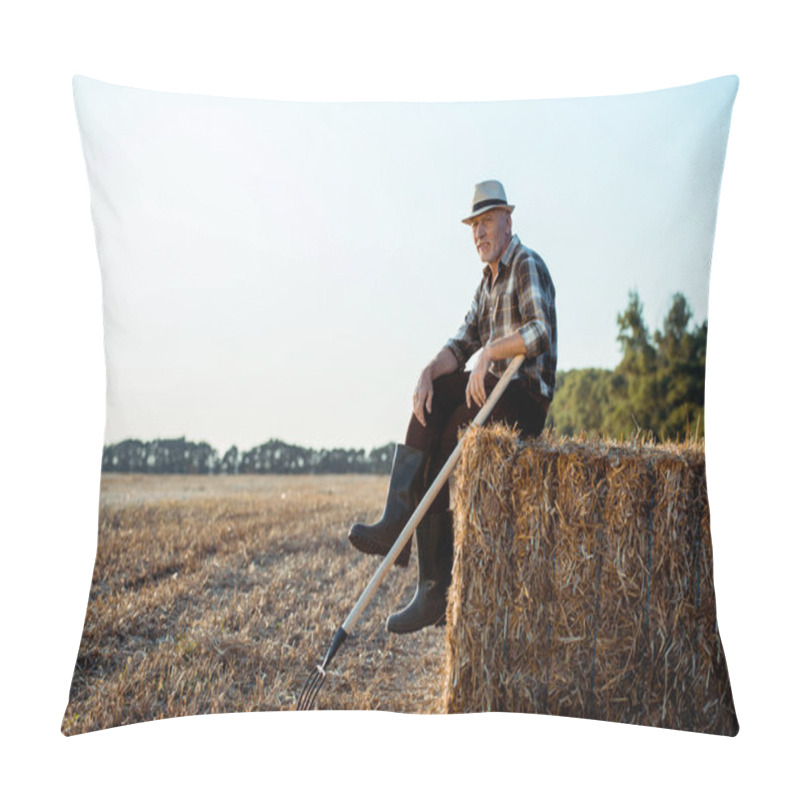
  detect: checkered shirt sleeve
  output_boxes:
[445,284,482,370]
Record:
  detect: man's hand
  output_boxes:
[466,349,492,408]
[413,367,435,427]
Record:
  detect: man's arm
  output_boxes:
[465,332,526,408]
[483,332,527,363]
[444,284,482,371]
[413,281,483,427]
[412,347,459,427]
[515,255,554,361]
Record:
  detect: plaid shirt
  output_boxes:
[445,234,557,401]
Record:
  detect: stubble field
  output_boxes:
[62,474,446,735]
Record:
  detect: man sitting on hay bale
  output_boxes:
[348,180,558,633]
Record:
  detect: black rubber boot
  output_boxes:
[347,444,426,568]
[386,511,453,633]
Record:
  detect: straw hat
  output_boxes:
[461,180,515,224]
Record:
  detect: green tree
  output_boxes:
[548,368,613,436]
[604,291,660,436]
[548,290,707,441]
[654,294,706,439]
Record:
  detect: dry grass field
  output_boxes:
[62,474,447,735]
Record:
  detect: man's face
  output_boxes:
[470,208,511,264]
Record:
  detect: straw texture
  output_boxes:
[443,425,737,735]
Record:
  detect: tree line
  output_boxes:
[547,291,706,441]
[102,438,396,475]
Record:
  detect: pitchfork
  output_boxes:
[296,354,525,710]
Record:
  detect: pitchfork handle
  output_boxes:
[341,354,525,634]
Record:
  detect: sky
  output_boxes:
[74,74,738,453]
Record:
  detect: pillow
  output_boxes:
[64,75,738,734]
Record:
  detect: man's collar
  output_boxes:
[482,234,520,280]
[500,234,520,267]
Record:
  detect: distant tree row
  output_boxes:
[102,438,396,475]
[548,291,707,441]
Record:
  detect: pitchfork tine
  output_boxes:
[295,626,348,710]
[297,665,326,711]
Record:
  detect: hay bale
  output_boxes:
[443,424,738,736]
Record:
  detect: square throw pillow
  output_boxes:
[64,75,738,735]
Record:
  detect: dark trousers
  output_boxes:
[404,371,549,513]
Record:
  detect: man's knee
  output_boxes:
[432,370,467,390]
[431,371,469,410]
